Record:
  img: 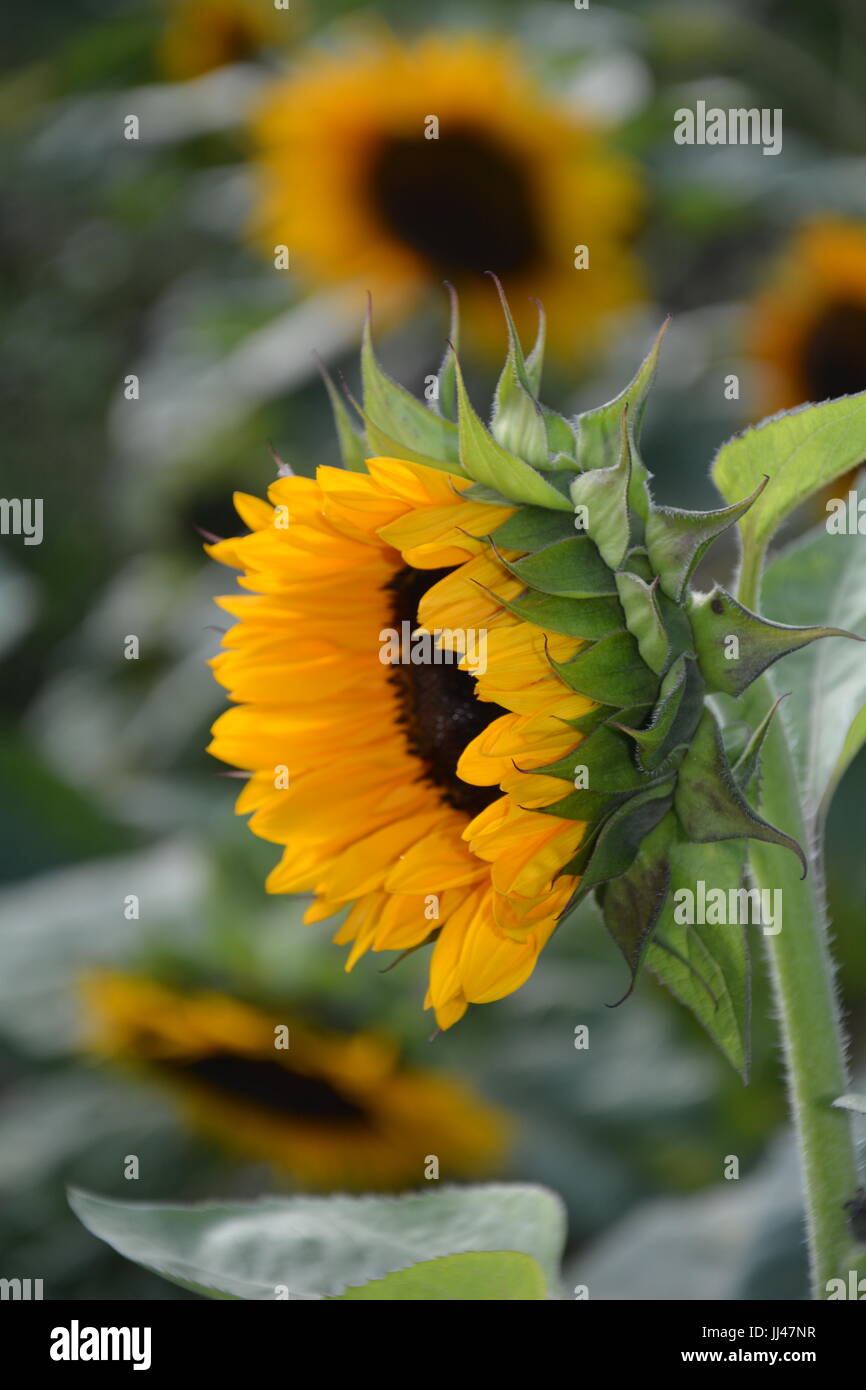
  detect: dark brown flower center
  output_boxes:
[801,301,866,402]
[166,1052,369,1124]
[366,125,542,277]
[385,566,505,817]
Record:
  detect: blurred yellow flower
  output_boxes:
[749,219,866,412]
[250,34,644,356]
[82,973,508,1188]
[160,0,291,81]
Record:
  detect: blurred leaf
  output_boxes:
[569,1139,805,1301]
[331,1251,546,1301]
[761,519,866,817]
[69,1184,566,1300]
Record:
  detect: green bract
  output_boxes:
[323,288,861,1079]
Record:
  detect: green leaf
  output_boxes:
[361,307,460,463]
[646,836,751,1079]
[453,354,573,511]
[761,517,866,818]
[688,585,856,698]
[711,391,866,575]
[68,1184,566,1301]
[331,1251,546,1301]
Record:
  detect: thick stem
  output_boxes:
[744,699,859,1295]
[738,560,860,1294]
[737,558,860,1294]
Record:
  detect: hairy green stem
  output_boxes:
[739,548,859,1293]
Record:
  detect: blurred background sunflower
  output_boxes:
[83,973,507,1187]
[3,0,866,1302]
[249,32,644,358]
[749,219,866,413]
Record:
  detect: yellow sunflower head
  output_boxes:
[82,972,507,1189]
[159,0,292,82]
[249,32,643,357]
[206,291,846,1041]
[749,218,866,412]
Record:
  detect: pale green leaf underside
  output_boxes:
[761,517,866,818]
[832,1094,866,1115]
[69,1184,566,1300]
[711,392,866,567]
[330,1251,546,1300]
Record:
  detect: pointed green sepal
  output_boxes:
[435,282,460,422]
[531,722,646,792]
[614,654,705,772]
[599,813,677,1002]
[345,387,466,477]
[732,693,789,794]
[473,582,624,642]
[489,507,576,553]
[688,585,861,697]
[645,477,769,602]
[646,833,751,1079]
[674,711,807,876]
[574,318,669,473]
[315,358,367,473]
[551,630,659,706]
[569,407,633,570]
[361,305,461,464]
[489,277,550,468]
[615,571,670,674]
[490,535,617,598]
[452,352,572,511]
[559,780,676,910]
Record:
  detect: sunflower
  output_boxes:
[208,453,589,1029]
[82,973,506,1188]
[159,0,290,82]
[749,219,866,412]
[207,295,847,1042]
[249,33,643,356]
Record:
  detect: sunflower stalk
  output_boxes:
[736,633,859,1297]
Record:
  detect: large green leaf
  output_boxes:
[331,1251,546,1300]
[711,392,866,574]
[69,1184,566,1300]
[761,518,866,818]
